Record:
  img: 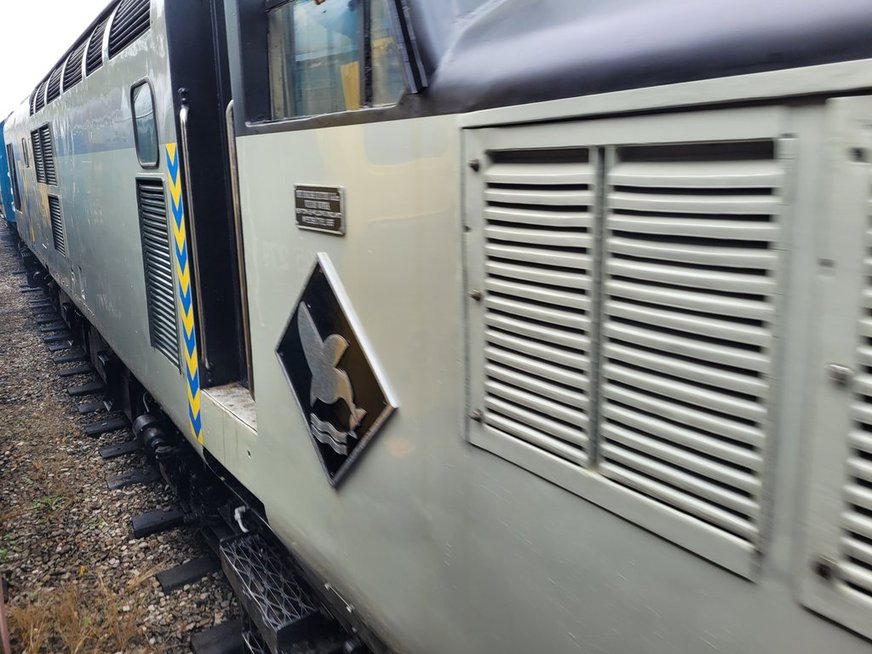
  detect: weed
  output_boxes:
[0,547,8,563]
[30,495,64,513]
[7,574,146,653]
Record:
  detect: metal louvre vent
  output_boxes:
[480,149,594,467]
[31,129,45,184]
[63,41,87,91]
[48,195,66,256]
[86,17,108,76]
[40,125,57,186]
[46,66,63,104]
[34,80,46,113]
[108,0,151,58]
[837,182,872,602]
[599,141,781,545]
[136,178,180,366]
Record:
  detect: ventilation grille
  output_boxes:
[31,129,45,184]
[108,0,151,58]
[136,178,180,366]
[40,125,57,186]
[598,141,781,546]
[48,195,66,256]
[837,182,872,602]
[34,81,46,113]
[86,17,109,75]
[46,67,63,104]
[480,149,594,467]
[63,41,87,91]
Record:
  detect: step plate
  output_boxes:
[220,534,337,653]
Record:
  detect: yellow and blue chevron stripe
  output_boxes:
[166,144,203,445]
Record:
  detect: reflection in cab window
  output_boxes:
[268,0,406,120]
[132,82,158,167]
[370,0,404,106]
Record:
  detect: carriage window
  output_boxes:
[267,0,404,120]
[131,81,158,167]
[21,138,30,168]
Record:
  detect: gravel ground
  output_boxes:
[0,229,239,653]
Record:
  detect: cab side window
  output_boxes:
[131,81,159,167]
[267,0,406,120]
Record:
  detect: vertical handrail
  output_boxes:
[225,100,254,396]
[178,92,210,370]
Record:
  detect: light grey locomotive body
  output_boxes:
[7,0,872,652]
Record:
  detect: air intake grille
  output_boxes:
[481,149,594,467]
[136,178,180,366]
[837,182,872,602]
[40,125,57,186]
[86,17,108,76]
[31,129,45,183]
[63,41,87,91]
[108,0,151,58]
[34,81,46,113]
[46,67,63,104]
[599,141,781,546]
[48,195,66,256]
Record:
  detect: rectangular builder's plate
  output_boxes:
[294,185,345,235]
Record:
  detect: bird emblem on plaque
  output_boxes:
[277,254,396,486]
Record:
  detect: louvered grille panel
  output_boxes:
[63,41,87,91]
[48,195,66,256]
[600,141,781,545]
[34,81,46,113]
[838,181,872,602]
[481,149,594,467]
[136,179,179,366]
[86,18,108,75]
[31,129,45,184]
[40,126,57,186]
[46,67,63,104]
[108,0,151,58]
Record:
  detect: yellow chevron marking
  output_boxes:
[187,385,201,417]
[173,220,187,252]
[166,142,203,446]
[176,261,190,290]
[181,304,195,336]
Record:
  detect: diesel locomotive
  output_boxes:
[6,0,872,651]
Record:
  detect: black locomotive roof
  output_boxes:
[411,0,872,112]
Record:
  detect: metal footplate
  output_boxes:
[219,533,347,654]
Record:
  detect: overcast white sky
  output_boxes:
[0,0,112,118]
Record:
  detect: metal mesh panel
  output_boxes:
[479,148,594,467]
[30,129,45,184]
[85,17,109,76]
[33,80,47,113]
[136,178,180,366]
[599,140,781,546]
[108,0,151,58]
[63,40,88,91]
[40,125,57,186]
[48,195,66,256]
[836,176,872,602]
[46,67,63,104]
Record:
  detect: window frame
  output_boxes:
[263,0,412,123]
[130,79,159,169]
